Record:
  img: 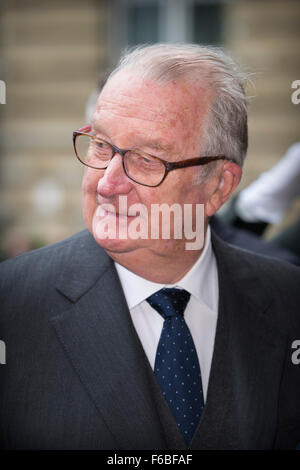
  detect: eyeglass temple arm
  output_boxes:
[166,156,231,170]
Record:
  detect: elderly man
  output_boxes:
[0,44,300,450]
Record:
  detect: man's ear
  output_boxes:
[205,161,242,217]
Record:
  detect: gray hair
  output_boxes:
[107,43,250,167]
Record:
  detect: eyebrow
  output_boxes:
[91,121,173,154]
[90,121,108,137]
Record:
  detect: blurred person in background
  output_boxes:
[0,44,300,450]
[220,142,300,256]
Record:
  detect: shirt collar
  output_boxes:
[115,225,216,310]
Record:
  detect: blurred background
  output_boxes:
[0,0,299,259]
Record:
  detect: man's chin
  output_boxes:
[92,231,140,254]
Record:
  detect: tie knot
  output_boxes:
[146,288,191,319]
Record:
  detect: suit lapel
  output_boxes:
[190,233,287,449]
[50,230,287,449]
[51,231,166,450]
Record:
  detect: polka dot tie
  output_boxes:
[146,288,204,445]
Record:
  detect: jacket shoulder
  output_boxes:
[0,230,89,277]
[212,233,300,330]
[0,230,108,306]
[212,231,300,284]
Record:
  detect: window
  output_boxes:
[192,3,223,45]
[108,0,225,64]
[128,4,159,45]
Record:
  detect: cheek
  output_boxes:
[177,171,210,206]
[82,168,102,196]
[81,170,102,226]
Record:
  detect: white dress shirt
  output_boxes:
[115,225,219,401]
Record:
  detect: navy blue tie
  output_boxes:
[146,288,205,445]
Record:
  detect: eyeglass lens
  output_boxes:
[75,135,166,186]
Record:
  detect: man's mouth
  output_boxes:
[102,209,135,218]
[96,195,138,219]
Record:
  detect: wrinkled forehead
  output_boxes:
[95,71,211,132]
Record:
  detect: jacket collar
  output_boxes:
[53,230,167,449]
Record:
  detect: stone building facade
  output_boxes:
[0,0,299,255]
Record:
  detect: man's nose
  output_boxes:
[97,153,132,198]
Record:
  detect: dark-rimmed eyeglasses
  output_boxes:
[73,130,233,187]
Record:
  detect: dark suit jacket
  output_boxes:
[211,215,300,266]
[0,229,300,450]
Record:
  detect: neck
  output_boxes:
[109,249,203,284]
[107,231,208,284]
